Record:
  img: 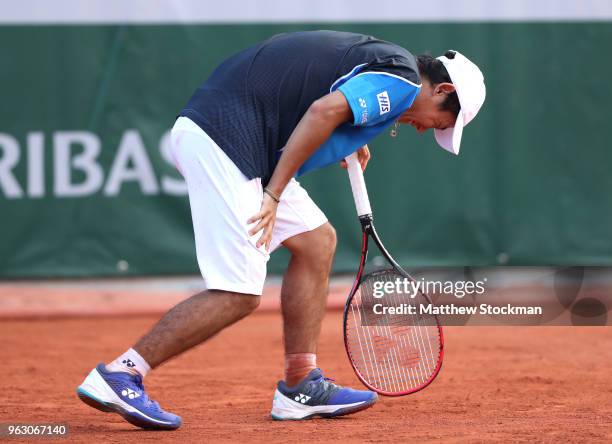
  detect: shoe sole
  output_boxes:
[77,368,180,431]
[270,397,377,421]
[77,387,179,430]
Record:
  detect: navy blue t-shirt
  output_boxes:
[179,30,421,184]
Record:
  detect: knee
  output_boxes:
[319,223,337,258]
[209,291,260,316]
[288,222,337,262]
[238,295,261,314]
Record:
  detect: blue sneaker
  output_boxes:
[271,368,377,420]
[77,364,181,430]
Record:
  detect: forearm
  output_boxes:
[266,92,351,196]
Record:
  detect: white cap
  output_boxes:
[434,51,486,155]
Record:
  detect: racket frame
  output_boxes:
[343,153,445,396]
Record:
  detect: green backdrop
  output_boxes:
[1,23,611,277]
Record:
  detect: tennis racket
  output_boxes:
[343,152,444,396]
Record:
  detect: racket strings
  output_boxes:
[346,269,442,394]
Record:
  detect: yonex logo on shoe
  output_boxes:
[122,359,135,368]
[121,388,140,399]
[294,393,311,404]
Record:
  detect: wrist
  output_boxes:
[263,187,280,203]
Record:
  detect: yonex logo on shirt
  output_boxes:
[360,111,369,124]
[377,91,391,115]
[358,97,369,124]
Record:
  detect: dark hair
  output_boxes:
[416,51,460,116]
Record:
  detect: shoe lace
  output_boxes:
[308,377,340,401]
[132,375,162,412]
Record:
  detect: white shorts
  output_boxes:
[169,117,327,295]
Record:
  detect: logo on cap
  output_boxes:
[377,91,391,115]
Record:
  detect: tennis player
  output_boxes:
[77,30,485,429]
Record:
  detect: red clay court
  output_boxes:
[1,280,611,443]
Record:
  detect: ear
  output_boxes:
[434,82,456,96]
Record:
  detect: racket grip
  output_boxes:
[345,152,372,217]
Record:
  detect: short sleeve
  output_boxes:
[337,72,421,127]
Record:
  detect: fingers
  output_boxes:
[249,212,276,250]
[358,145,371,171]
[249,206,276,235]
[359,156,367,171]
[258,226,273,250]
[249,218,267,236]
[247,211,263,225]
[247,194,277,225]
[341,146,370,170]
[247,191,279,251]
[249,215,274,250]
[255,218,274,249]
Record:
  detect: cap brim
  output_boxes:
[434,111,464,155]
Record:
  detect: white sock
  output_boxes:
[106,348,151,377]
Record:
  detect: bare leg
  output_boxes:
[134,290,260,368]
[281,223,336,381]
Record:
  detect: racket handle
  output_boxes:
[345,152,372,217]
